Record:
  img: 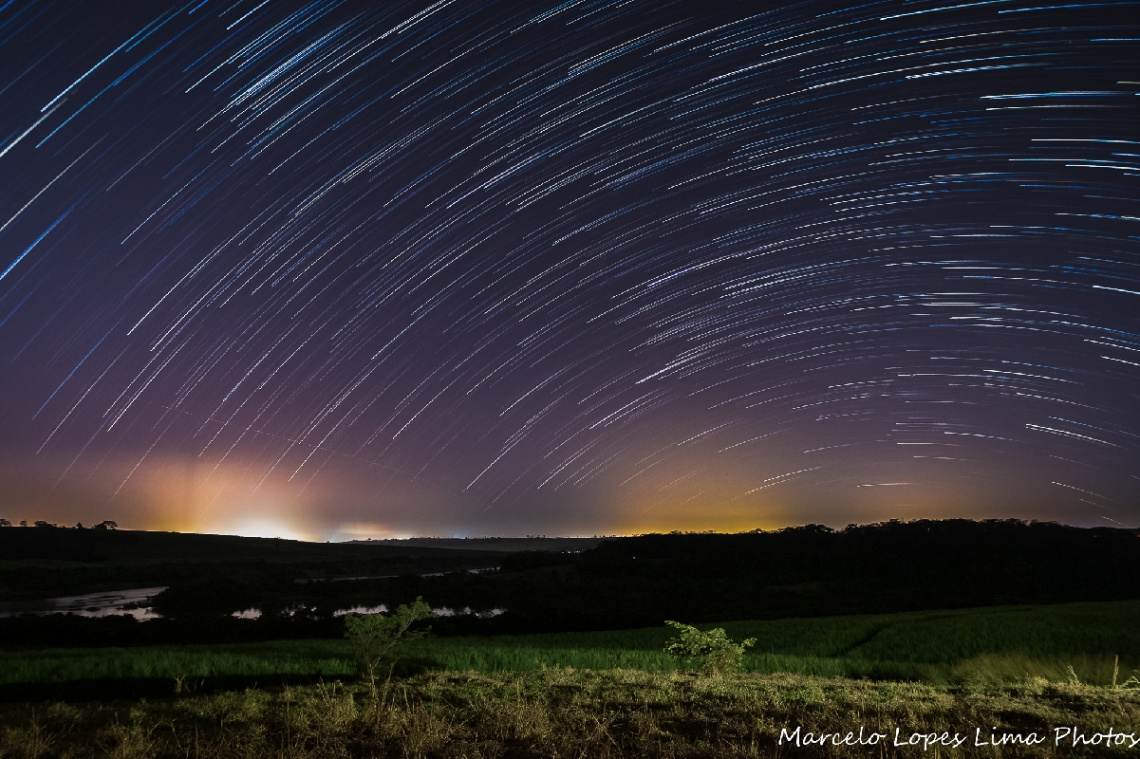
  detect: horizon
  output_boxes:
[1,0,1137,539]
[3,515,1137,545]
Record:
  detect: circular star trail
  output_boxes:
[0,0,1137,538]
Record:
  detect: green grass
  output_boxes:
[2,601,1140,757]
[394,599,1140,685]
[1,641,356,684]
[5,599,1139,689]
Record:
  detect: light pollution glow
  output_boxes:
[1,446,1085,541]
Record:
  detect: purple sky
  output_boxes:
[1,0,1137,540]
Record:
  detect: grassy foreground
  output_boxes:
[3,601,1138,756]
[2,669,1139,758]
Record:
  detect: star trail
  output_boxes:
[0,0,1136,540]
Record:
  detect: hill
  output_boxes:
[0,527,506,602]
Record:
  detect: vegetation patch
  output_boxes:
[1,669,1137,758]
[4,601,1138,690]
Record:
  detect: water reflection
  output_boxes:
[229,605,506,620]
[0,587,165,621]
[430,606,505,619]
[1,577,506,622]
[333,604,388,617]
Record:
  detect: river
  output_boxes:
[0,578,504,621]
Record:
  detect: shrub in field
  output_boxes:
[344,596,433,688]
[663,620,756,675]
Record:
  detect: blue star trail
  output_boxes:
[0,0,1136,539]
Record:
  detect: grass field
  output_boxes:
[1,668,1138,757]
[2,601,1139,757]
[5,600,1138,688]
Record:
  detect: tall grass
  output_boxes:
[1,669,1138,758]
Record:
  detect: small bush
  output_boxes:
[344,596,433,688]
[663,620,755,675]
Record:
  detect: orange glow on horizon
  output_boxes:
[1,442,1088,541]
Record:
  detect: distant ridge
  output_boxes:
[349,536,606,552]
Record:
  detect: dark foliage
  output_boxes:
[2,519,1137,646]
[415,519,1140,634]
[567,519,1140,622]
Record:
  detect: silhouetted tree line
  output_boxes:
[1,519,1137,645]
[393,519,1140,633]
[0,519,116,529]
[550,519,1140,625]
[582,519,1138,588]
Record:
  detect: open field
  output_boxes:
[5,600,1138,690]
[1,669,1138,758]
[2,601,1138,756]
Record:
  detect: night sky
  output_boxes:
[1,0,1137,541]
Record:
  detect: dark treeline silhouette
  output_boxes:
[564,519,1140,622]
[584,519,1140,596]
[0,519,1137,646]
[400,519,1140,634]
